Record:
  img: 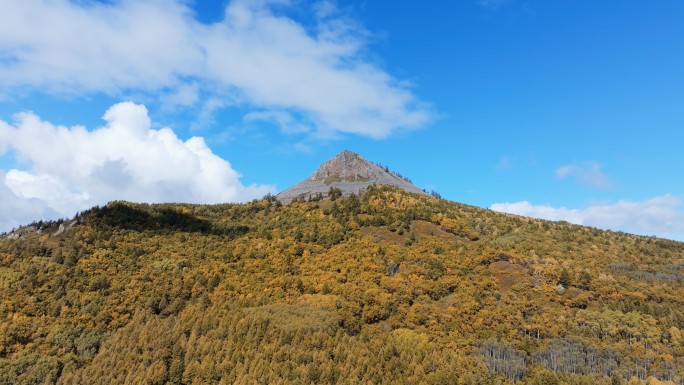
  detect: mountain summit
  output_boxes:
[276,150,427,203]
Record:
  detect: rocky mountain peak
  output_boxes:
[276,150,427,203]
[310,150,379,182]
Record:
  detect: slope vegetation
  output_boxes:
[1,186,683,384]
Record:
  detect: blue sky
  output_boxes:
[1,0,683,240]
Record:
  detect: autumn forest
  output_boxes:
[1,186,683,384]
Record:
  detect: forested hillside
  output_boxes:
[1,186,683,384]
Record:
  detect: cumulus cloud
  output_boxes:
[0,0,431,139]
[0,102,274,233]
[0,170,61,233]
[555,162,613,189]
[491,195,684,240]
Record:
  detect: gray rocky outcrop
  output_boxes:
[276,150,427,203]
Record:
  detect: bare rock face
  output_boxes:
[310,150,378,182]
[276,150,427,203]
[52,220,77,236]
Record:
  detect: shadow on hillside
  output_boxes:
[86,202,248,237]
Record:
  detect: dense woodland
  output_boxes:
[0,185,683,384]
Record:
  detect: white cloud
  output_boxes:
[244,110,311,134]
[555,162,612,189]
[0,0,202,94]
[0,102,274,233]
[0,0,431,139]
[161,82,201,108]
[491,195,684,241]
[0,169,62,233]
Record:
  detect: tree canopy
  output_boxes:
[0,186,682,384]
